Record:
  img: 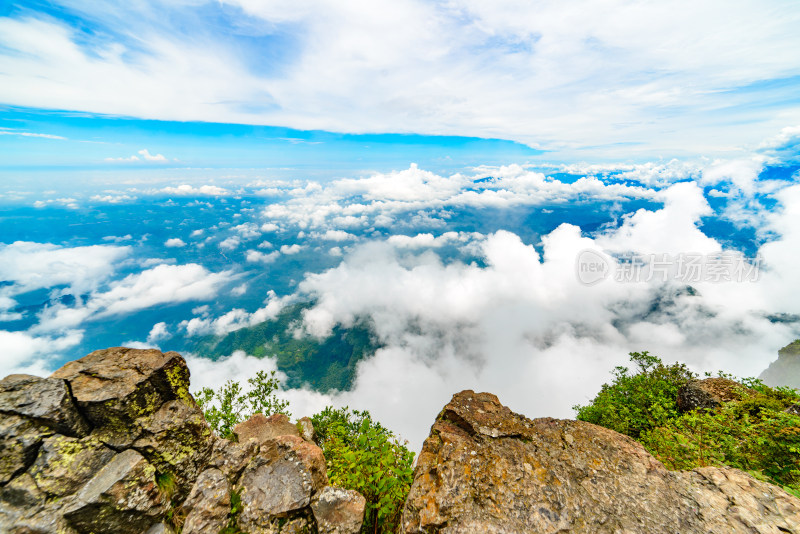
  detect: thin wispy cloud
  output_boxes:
[0,1,798,157]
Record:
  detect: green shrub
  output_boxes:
[195,370,290,439]
[573,351,696,439]
[577,351,800,493]
[313,407,415,534]
[640,389,800,491]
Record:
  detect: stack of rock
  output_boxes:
[0,347,365,534]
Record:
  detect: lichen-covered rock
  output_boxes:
[400,390,800,533]
[132,398,214,496]
[234,412,301,444]
[311,486,365,534]
[63,448,168,534]
[0,374,90,437]
[208,436,259,484]
[676,377,751,413]
[236,436,327,532]
[51,347,192,448]
[0,415,50,485]
[181,468,230,534]
[27,434,116,497]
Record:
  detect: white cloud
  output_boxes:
[280,244,304,255]
[0,128,66,140]
[278,185,800,447]
[91,194,137,203]
[231,283,248,296]
[159,184,229,196]
[36,264,234,331]
[103,148,168,163]
[219,236,241,251]
[138,148,167,162]
[0,241,131,296]
[314,230,357,241]
[246,250,280,263]
[147,321,170,343]
[165,238,187,248]
[181,293,285,337]
[233,223,261,239]
[0,329,83,377]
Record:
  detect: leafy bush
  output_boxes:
[640,380,800,491]
[576,352,800,493]
[312,407,415,534]
[195,370,290,439]
[573,351,696,438]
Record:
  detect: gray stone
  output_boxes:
[51,347,192,448]
[0,415,49,485]
[312,486,366,534]
[0,374,90,437]
[181,468,230,534]
[208,436,258,484]
[63,448,168,534]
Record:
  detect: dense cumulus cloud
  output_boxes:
[1,138,799,450]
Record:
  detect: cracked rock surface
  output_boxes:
[400,390,800,533]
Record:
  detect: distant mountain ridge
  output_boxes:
[760,339,800,389]
[188,302,380,392]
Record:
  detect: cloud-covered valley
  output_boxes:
[1,139,799,448]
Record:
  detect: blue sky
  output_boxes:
[2,0,800,170]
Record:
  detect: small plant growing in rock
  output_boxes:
[195,370,290,439]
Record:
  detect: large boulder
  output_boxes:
[51,347,192,448]
[400,390,800,533]
[676,377,751,413]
